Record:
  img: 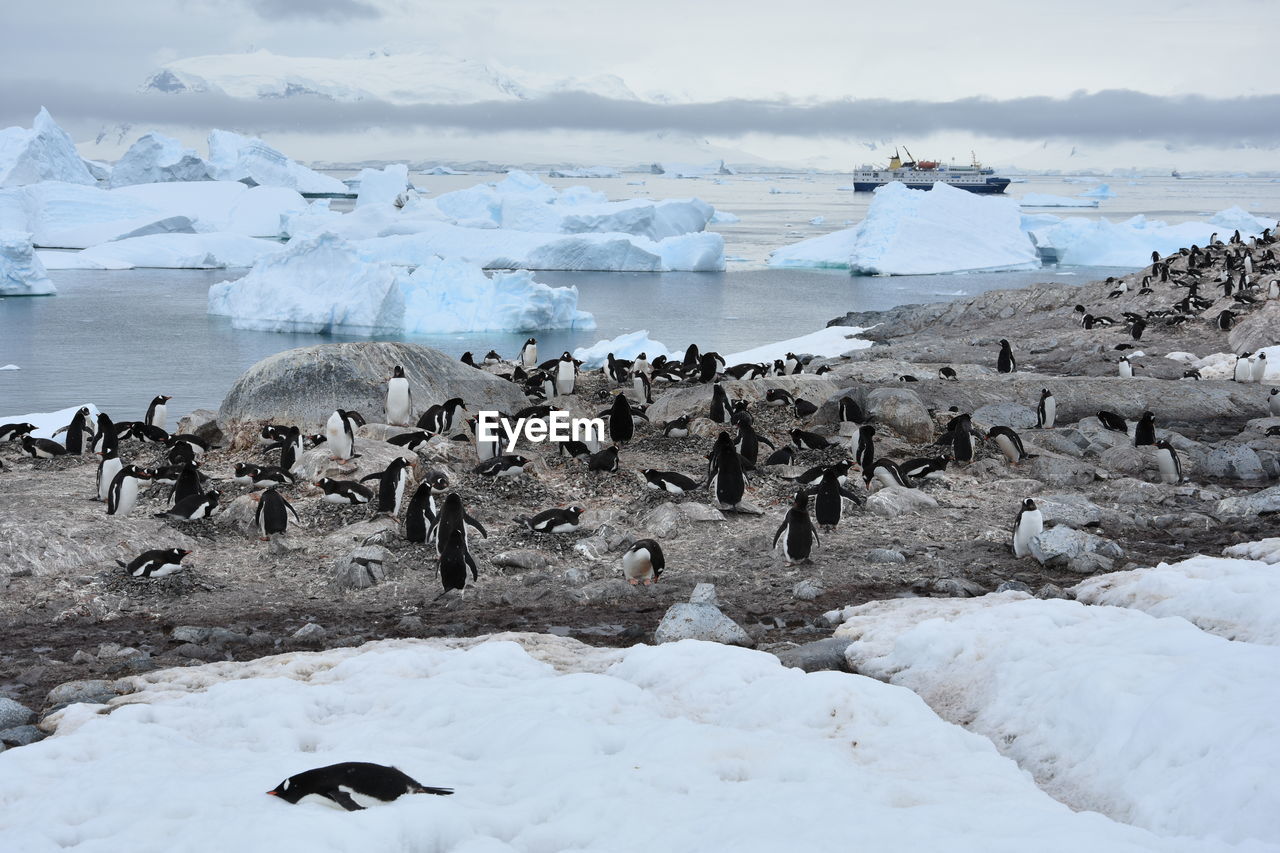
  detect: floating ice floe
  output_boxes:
[0,231,55,295]
[832,593,1280,846]
[109,132,211,188]
[0,637,1214,853]
[725,324,871,364]
[206,129,347,195]
[770,182,1039,275]
[208,233,593,334]
[0,364,18,370]
[355,164,409,208]
[573,330,676,368]
[1018,193,1100,208]
[1079,182,1117,198]
[0,108,96,188]
[419,165,465,175]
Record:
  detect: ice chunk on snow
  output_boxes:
[355,164,409,208]
[1223,538,1280,565]
[206,129,346,195]
[73,233,283,269]
[208,233,593,334]
[1079,182,1116,198]
[835,594,1280,846]
[770,182,1038,275]
[1072,552,1280,644]
[0,108,95,188]
[0,231,55,295]
[1018,193,1100,208]
[109,132,211,187]
[726,325,872,364]
[0,403,99,439]
[573,330,675,367]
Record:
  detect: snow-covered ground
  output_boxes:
[832,593,1280,847]
[0,636,1222,853]
[725,324,871,364]
[572,330,676,367]
[0,402,99,439]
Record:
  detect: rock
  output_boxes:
[865,388,933,442]
[1102,477,1168,505]
[646,376,845,424]
[1214,485,1280,520]
[1035,583,1073,600]
[171,643,220,661]
[0,725,44,747]
[1098,445,1150,478]
[334,546,389,590]
[866,486,938,519]
[654,602,753,647]
[1025,452,1095,487]
[972,402,1038,430]
[45,679,118,709]
[70,650,95,665]
[774,638,852,673]
[865,548,907,564]
[1227,300,1280,354]
[573,536,610,560]
[397,615,424,632]
[0,698,34,729]
[677,503,725,523]
[292,438,417,484]
[174,409,224,446]
[291,623,327,642]
[570,579,638,602]
[642,503,684,539]
[1185,443,1265,481]
[689,583,720,605]
[930,577,986,597]
[1066,552,1115,575]
[723,499,765,515]
[1034,429,1088,458]
[218,342,530,435]
[1029,526,1123,567]
[792,579,825,600]
[1035,493,1126,529]
[996,580,1032,593]
[491,549,550,571]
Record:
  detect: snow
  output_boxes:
[0,108,96,188]
[1223,538,1280,565]
[0,403,99,440]
[0,635,1217,853]
[1079,182,1117,198]
[36,251,134,271]
[1210,206,1276,234]
[206,129,347,195]
[769,182,1038,275]
[1026,209,1274,267]
[71,233,284,270]
[572,330,675,368]
[833,594,1280,846]
[1072,552,1280,644]
[0,231,55,295]
[208,234,593,334]
[725,325,872,364]
[1018,193,1100,208]
[355,164,409,208]
[109,132,211,187]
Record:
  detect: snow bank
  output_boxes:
[208,234,592,334]
[0,636,1206,853]
[1027,209,1274,267]
[726,325,872,364]
[109,132,211,187]
[1072,552,1280,644]
[1223,538,1280,565]
[73,233,283,270]
[834,594,1280,846]
[0,108,95,188]
[0,403,99,440]
[769,182,1038,275]
[355,164,409,208]
[206,130,346,195]
[1018,193,1100,208]
[0,231,55,295]
[573,330,675,368]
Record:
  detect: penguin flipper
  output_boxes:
[771,519,787,549]
[284,497,301,522]
[115,559,127,568]
[465,550,479,581]
[838,486,865,505]
[464,513,489,538]
[758,435,776,450]
[810,522,820,548]
[323,789,365,811]
[359,472,383,483]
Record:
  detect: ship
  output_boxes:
[852,148,1011,194]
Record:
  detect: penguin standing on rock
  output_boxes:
[1154,439,1182,484]
[772,490,819,565]
[1133,411,1156,447]
[1012,498,1043,558]
[267,763,453,812]
[429,493,488,556]
[254,488,299,539]
[1036,389,1056,429]
[1251,352,1268,384]
[622,538,665,585]
[385,366,412,426]
[519,337,538,369]
[556,352,576,395]
[1270,388,1280,417]
[404,472,449,543]
[710,383,731,423]
[1118,357,1133,378]
[325,409,358,462]
[1234,353,1253,383]
[360,457,414,516]
[997,340,1016,374]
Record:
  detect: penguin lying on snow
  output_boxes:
[117,548,192,579]
[268,762,453,811]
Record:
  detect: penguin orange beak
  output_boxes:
[266,790,278,796]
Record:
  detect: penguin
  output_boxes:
[734,420,773,466]
[519,337,538,369]
[622,538,665,586]
[170,460,206,505]
[642,469,700,494]
[385,366,413,427]
[1154,439,1182,485]
[950,415,975,464]
[267,762,452,812]
[518,505,585,534]
[360,457,413,516]
[22,435,68,458]
[145,395,172,430]
[1129,318,1146,341]
[556,439,593,461]
[1118,357,1133,378]
[232,463,295,488]
[786,460,852,487]
[556,352,576,395]
[938,367,958,381]
[483,350,502,366]
[987,426,1032,464]
[632,352,651,378]
[460,351,478,368]
[106,465,153,516]
[1011,498,1043,558]
[850,424,875,473]
[698,352,721,383]
[682,343,700,371]
[428,492,488,556]
[156,489,220,520]
[810,468,864,530]
[710,383,731,423]
[899,457,948,481]
[315,478,373,505]
[764,389,794,408]
[1268,279,1279,300]
[605,353,631,385]
[92,412,118,456]
[632,371,653,405]
[867,459,912,490]
[662,415,691,438]
[467,416,501,461]
[586,446,620,473]
[837,397,865,423]
[1133,411,1156,447]
[707,432,746,509]
[1251,352,1268,384]
[790,429,831,450]
[404,472,449,543]
[997,339,1016,374]
[325,409,357,462]
[436,527,479,600]
[792,398,818,419]
[276,426,306,473]
[1270,388,1280,417]
[254,488,299,539]
[763,445,796,466]
[1097,411,1128,432]
[0,422,36,442]
[608,393,636,444]
[772,490,818,565]
[1036,389,1056,429]
[418,398,467,435]
[96,446,123,502]
[476,454,532,477]
[150,461,188,487]
[387,431,432,451]
[58,407,94,454]
[117,548,192,579]
[166,433,215,457]
[1234,353,1253,383]
[1218,310,1235,331]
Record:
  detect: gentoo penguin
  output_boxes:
[765,388,794,408]
[483,350,502,366]
[867,459,912,490]
[388,431,432,451]
[838,397,865,423]
[117,548,192,579]
[518,505,585,534]
[682,343,700,371]
[810,468,863,530]
[276,426,306,473]
[900,457,948,481]
[96,446,123,502]
[436,527,478,599]
[710,383,731,423]
[1129,318,1146,341]
[519,337,538,369]
[145,395,172,430]
[950,415,975,464]
[170,460,206,505]
[315,478,373,505]
[556,439,593,461]
[662,415,691,438]
[608,394,636,444]
[166,433,215,457]
[1270,388,1280,417]
[773,490,818,565]
[404,472,449,543]
[605,353,631,385]
[1233,353,1253,383]
[1036,389,1056,429]
[58,407,93,454]
[1011,498,1043,558]
[851,424,875,473]
[633,352,651,377]
[385,366,413,426]
[698,352,721,383]
[987,426,1032,464]
[418,398,467,435]
[475,454,532,477]
[1268,279,1279,300]
[1154,439,1182,485]
[1133,411,1156,447]
[622,538,665,585]
[586,446,620,473]
[1118,357,1133,379]
[938,367,959,381]
[734,420,773,466]
[254,488,299,539]
[790,429,830,450]
[1251,352,1268,384]
[642,469,700,494]
[360,457,413,516]
[556,352,576,395]
[1097,411,1128,432]
[763,446,796,466]
[633,371,653,404]
[1218,310,1235,331]
[428,492,488,555]
[793,398,819,419]
[460,351,477,368]
[467,416,500,461]
[22,435,67,458]
[92,412,117,456]
[106,465,153,516]
[997,339,1016,374]
[786,460,853,488]
[707,432,746,509]
[325,409,357,462]
[232,463,295,488]
[0,422,36,442]
[155,489,219,520]
[267,763,452,812]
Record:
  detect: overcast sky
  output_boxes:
[1,0,1276,156]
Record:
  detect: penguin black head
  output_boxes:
[392,365,405,379]
[1022,498,1037,511]
[792,489,809,510]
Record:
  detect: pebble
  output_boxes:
[0,698,35,729]
[865,548,906,564]
[791,579,825,601]
[291,623,327,642]
[0,725,44,747]
[45,679,118,709]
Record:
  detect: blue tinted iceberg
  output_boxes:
[0,231,55,295]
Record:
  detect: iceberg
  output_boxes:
[548,166,620,178]
[573,330,675,368]
[1027,210,1274,267]
[1209,206,1275,234]
[205,130,347,195]
[0,108,96,188]
[0,231,55,295]
[1079,183,1117,199]
[1018,193,1100,208]
[420,165,465,175]
[208,233,594,334]
[651,160,734,177]
[81,159,112,182]
[109,132,211,187]
[355,164,409,208]
[72,232,284,269]
[769,183,1038,275]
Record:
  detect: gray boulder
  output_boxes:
[0,725,44,747]
[174,409,224,446]
[642,503,684,539]
[866,486,938,518]
[972,402,1038,430]
[334,546,390,590]
[774,638,852,672]
[1098,445,1150,478]
[292,438,417,484]
[645,376,844,424]
[1030,526,1124,567]
[1036,492,1130,529]
[0,698,34,729]
[46,679,119,709]
[1228,301,1280,354]
[792,579,825,600]
[1026,452,1095,487]
[1185,443,1265,481]
[678,503,725,523]
[492,549,550,571]
[865,548,907,564]
[1215,485,1280,520]
[865,388,933,442]
[654,591,753,647]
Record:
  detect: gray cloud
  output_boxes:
[3,84,1277,146]
[247,0,382,21]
